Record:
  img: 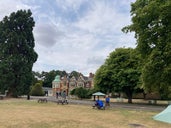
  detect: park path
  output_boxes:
[29,96,167,112]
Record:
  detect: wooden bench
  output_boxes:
[38,98,47,103]
[57,99,68,105]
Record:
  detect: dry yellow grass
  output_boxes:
[0,99,170,128]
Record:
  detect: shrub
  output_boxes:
[30,83,44,96]
[70,87,92,99]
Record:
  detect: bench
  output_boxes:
[57,99,68,105]
[0,95,5,100]
[38,98,47,103]
[0,90,8,100]
[0,96,4,100]
[148,100,157,104]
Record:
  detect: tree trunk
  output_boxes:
[7,89,14,97]
[128,97,132,103]
[27,94,30,100]
[143,92,146,99]
[124,87,133,104]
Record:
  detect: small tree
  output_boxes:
[70,89,76,96]
[30,83,44,96]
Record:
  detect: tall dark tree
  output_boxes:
[123,0,171,98]
[0,10,38,97]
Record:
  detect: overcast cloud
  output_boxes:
[0,0,136,75]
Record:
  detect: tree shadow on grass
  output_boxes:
[129,123,147,128]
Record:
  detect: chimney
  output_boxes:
[89,73,94,78]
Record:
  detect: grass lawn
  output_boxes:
[0,99,170,128]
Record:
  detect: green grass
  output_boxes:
[0,99,170,128]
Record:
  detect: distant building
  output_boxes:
[52,73,94,96]
[42,87,53,96]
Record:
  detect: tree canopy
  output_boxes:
[30,82,44,96]
[0,10,38,97]
[94,48,142,103]
[123,0,171,99]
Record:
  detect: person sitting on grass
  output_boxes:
[95,100,104,109]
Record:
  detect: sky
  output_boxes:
[0,0,136,76]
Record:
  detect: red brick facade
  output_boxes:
[52,73,94,96]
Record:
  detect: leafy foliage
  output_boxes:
[123,0,171,98]
[70,87,92,99]
[69,71,82,78]
[0,10,38,97]
[42,70,58,87]
[94,64,114,93]
[94,48,142,103]
[42,70,67,87]
[30,83,44,96]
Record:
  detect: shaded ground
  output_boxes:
[129,123,147,128]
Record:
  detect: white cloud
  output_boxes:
[0,0,136,75]
[34,23,65,47]
[0,0,31,20]
[55,0,86,11]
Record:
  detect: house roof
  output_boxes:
[53,75,60,82]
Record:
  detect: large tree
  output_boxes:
[94,64,115,93]
[0,10,38,97]
[94,48,142,103]
[106,48,141,103]
[123,0,171,98]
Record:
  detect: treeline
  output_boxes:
[32,70,84,88]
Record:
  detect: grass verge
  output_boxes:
[0,99,170,128]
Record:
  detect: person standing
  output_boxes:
[105,95,110,107]
[56,92,58,99]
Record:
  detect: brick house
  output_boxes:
[52,73,94,96]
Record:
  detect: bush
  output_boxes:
[70,89,76,95]
[30,83,44,96]
[70,87,92,99]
